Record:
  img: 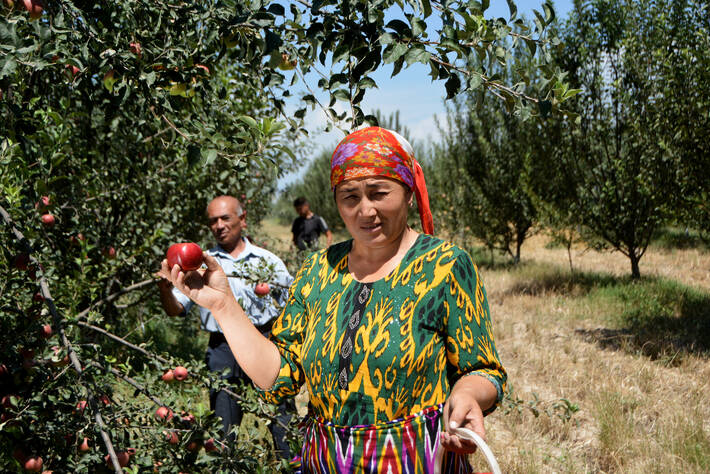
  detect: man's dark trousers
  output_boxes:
[206,330,295,460]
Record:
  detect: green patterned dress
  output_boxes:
[262,234,506,473]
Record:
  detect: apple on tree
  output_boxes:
[161,369,174,382]
[155,406,173,421]
[254,282,270,297]
[40,214,55,227]
[173,366,188,381]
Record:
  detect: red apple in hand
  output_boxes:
[40,324,52,338]
[173,366,188,381]
[166,243,203,271]
[254,282,270,296]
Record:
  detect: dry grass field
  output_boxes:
[256,220,710,473]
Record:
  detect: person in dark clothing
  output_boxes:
[291,197,333,250]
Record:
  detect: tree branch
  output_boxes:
[0,204,124,474]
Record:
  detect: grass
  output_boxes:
[477,238,710,473]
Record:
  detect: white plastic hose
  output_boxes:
[435,427,502,474]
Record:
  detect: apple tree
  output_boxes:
[1,0,568,471]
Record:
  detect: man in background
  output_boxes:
[157,195,294,460]
[291,197,332,250]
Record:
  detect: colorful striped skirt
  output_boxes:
[294,404,473,474]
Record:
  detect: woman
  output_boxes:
[161,127,506,473]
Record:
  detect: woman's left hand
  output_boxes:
[441,375,497,454]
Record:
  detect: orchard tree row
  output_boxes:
[0,0,569,472]
[430,0,709,278]
[282,0,709,279]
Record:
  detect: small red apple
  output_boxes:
[1,394,14,408]
[161,369,174,382]
[75,400,87,414]
[166,243,203,271]
[64,64,80,77]
[0,363,8,377]
[35,196,50,209]
[186,440,201,452]
[155,406,173,421]
[204,437,218,452]
[23,456,43,472]
[105,451,131,467]
[99,395,111,406]
[40,214,55,227]
[40,324,52,338]
[22,0,42,19]
[173,366,188,381]
[180,412,195,425]
[69,233,85,246]
[129,42,142,57]
[78,437,90,452]
[33,291,44,302]
[164,430,179,444]
[254,282,270,296]
[102,246,116,259]
[13,253,30,271]
[195,64,210,75]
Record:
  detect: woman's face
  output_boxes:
[335,177,413,248]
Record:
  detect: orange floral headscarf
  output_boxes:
[330,127,434,235]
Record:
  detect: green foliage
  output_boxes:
[526,0,703,278]
[429,82,540,263]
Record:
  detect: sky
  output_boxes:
[280,0,575,187]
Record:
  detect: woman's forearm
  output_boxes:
[452,373,498,412]
[210,298,282,390]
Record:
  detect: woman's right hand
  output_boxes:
[157,253,234,312]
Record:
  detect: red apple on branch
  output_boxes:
[22,0,42,20]
[166,243,203,271]
[204,437,218,452]
[164,430,179,444]
[78,437,90,452]
[161,369,174,382]
[74,400,87,414]
[40,214,55,227]
[34,196,50,210]
[155,406,173,421]
[129,42,142,57]
[173,366,188,381]
[39,324,52,338]
[105,451,131,468]
[23,455,43,472]
[254,282,270,296]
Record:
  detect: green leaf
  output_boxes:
[404,47,431,65]
[383,43,408,64]
[0,55,16,80]
[238,115,258,129]
[506,0,517,19]
[420,0,432,17]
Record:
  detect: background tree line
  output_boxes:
[283,0,709,279]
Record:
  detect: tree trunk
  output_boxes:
[567,238,574,274]
[629,251,641,279]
